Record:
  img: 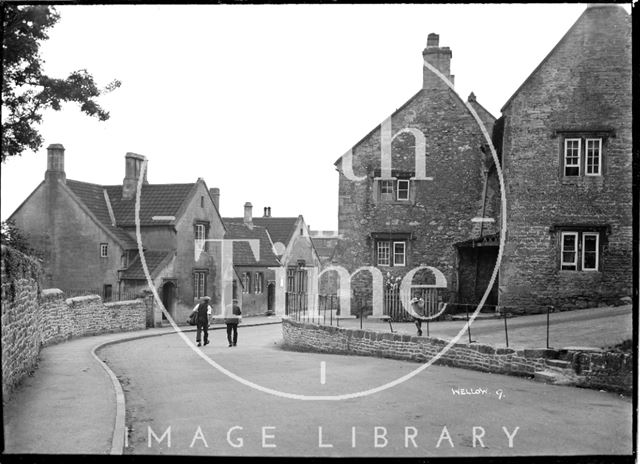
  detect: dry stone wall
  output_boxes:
[2,246,146,399]
[282,319,631,394]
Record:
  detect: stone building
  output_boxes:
[333,33,499,312]
[497,4,632,310]
[222,204,281,316]
[332,5,632,314]
[8,145,232,325]
[224,205,321,315]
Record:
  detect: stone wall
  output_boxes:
[2,246,147,399]
[282,319,632,394]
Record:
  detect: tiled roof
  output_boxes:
[66,180,137,248]
[224,217,298,246]
[223,222,280,267]
[104,183,196,226]
[310,236,339,260]
[121,250,174,279]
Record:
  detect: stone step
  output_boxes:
[546,359,572,369]
[533,370,574,386]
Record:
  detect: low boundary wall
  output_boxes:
[2,246,146,399]
[282,319,632,394]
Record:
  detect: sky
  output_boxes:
[1,3,632,230]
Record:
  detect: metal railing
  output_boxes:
[287,294,575,348]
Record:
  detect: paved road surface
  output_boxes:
[99,324,632,457]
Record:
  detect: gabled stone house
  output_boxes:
[222,208,281,316]
[8,145,232,325]
[332,5,632,314]
[497,4,632,310]
[224,204,321,315]
[333,33,499,310]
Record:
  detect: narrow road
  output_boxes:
[99,324,632,457]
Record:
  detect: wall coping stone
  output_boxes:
[41,288,64,298]
[66,295,101,305]
[104,299,141,307]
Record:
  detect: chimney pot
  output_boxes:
[267,206,271,217]
[426,33,439,48]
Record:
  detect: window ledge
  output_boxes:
[558,270,602,275]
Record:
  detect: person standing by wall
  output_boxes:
[191,296,212,347]
[410,291,425,336]
[225,299,242,347]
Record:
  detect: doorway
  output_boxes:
[161,281,176,321]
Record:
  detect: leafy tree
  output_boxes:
[0,219,40,258]
[1,4,120,162]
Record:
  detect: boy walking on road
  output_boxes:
[192,296,213,347]
[225,299,242,347]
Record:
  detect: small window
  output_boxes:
[396,179,410,201]
[100,243,108,258]
[254,272,264,294]
[585,139,602,176]
[194,271,207,299]
[561,232,578,270]
[376,240,408,267]
[564,139,581,177]
[200,196,204,207]
[195,224,206,241]
[242,272,251,294]
[582,233,599,271]
[393,242,406,266]
[377,241,391,266]
[287,268,296,292]
[560,231,600,272]
[380,180,393,195]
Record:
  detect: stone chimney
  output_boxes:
[122,152,147,200]
[210,188,220,211]
[244,202,253,227]
[45,143,66,183]
[263,206,271,218]
[422,33,454,89]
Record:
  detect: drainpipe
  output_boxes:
[474,166,491,302]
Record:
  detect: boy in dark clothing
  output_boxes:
[225,299,242,347]
[191,296,212,347]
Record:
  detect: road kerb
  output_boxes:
[90,319,282,454]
